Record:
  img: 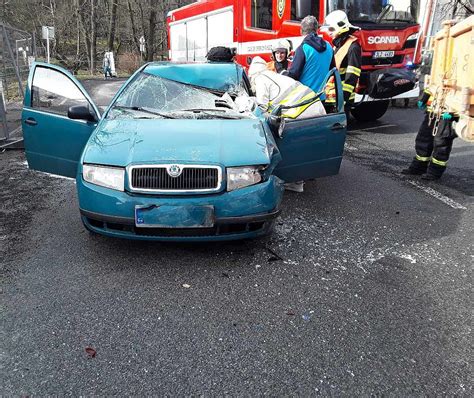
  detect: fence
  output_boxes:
[1,22,35,143]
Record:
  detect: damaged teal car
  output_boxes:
[22,61,346,241]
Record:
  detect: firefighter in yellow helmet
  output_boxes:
[323,10,362,111]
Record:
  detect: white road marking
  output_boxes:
[349,124,397,132]
[408,180,467,210]
[44,172,76,182]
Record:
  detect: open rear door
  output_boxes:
[22,62,100,178]
[273,69,347,183]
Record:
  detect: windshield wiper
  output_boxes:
[380,18,413,23]
[180,108,227,112]
[350,19,376,24]
[113,105,177,119]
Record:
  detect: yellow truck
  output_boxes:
[425,15,473,142]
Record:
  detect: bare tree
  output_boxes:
[439,0,473,19]
[90,0,97,73]
[107,0,118,51]
[1,0,196,71]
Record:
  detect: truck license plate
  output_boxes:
[373,51,395,59]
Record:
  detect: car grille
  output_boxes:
[129,165,221,192]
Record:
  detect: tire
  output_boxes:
[350,100,389,122]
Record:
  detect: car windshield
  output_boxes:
[108,72,253,120]
[327,0,419,25]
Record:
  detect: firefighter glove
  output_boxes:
[417,100,427,110]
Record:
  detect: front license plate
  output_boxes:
[135,205,215,228]
[373,51,395,59]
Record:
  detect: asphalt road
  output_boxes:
[1,80,472,395]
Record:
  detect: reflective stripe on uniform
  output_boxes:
[349,92,355,100]
[431,158,447,166]
[346,65,361,76]
[270,83,320,119]
[339,67,347,74]
[343,83,355,92]
[416,154,430,162]
[325,78,337,103]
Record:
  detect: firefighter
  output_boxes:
[248,56,326,120]
[323,10,362,111]
[401,89,458,180]
[249,56,326,193]
[287,15,335,96]
[267,39,292,74]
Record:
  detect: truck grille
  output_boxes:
[129,165,221,192]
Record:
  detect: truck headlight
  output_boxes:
[407,32,419,41]
[227,166,263,191]
[83,164,125,191]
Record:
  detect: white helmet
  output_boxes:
[324,10,359,36]
[272,39,291,54]
[248,56,268,80]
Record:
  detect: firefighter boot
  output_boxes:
[422,163,446,180]
[401,158,429,175]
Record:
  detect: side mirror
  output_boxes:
[68,104,98,123]
[296,0,312,20]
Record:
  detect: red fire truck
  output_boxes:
[167,0,422,121]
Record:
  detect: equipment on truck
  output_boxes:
[167,0,422,122]
[424,16,473,143]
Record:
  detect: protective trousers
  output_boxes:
[410,113,456,177]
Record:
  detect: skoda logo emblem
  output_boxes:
[167,164,182,177]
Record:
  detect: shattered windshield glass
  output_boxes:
[108,72,254,120]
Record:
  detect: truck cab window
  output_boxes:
[291,0,320,21]
[251,0,273,30]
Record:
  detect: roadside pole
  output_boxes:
[46,28,50,63]
[42,26,54,63]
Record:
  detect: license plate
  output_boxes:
[135,205,215,228]
[373,51,395,59]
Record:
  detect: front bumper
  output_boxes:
[77,176,284,241]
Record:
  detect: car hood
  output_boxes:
[82,118,271,167]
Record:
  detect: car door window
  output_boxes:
[31,66,89,116]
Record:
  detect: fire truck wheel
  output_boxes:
[350,100,389,122]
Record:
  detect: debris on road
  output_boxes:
[85,347,96,358]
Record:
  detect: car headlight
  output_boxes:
[227,166,263,191]
[407,32,419,41]
[83,164,125,191]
